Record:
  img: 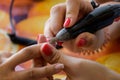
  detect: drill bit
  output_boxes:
[49,37,63,49]
[49,37,58,45]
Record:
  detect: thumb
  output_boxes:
[40,43,81,69]
[40,43,63,64]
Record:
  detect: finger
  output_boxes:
[37,34,47,44]
[0,52,12,64]
[44,3,66,38]
[40,43,62,64]
[40,42,84,75]
[33,57,46,67]
[64,0,93,28]
[75,30,105,50]
[108,21,120,40]
[35,34,47,67]
[40,43,80,67]
[17,63,64,80]
[3,44,42,69]
[64,0,80,28]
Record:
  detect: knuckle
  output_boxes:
[22,47,36,58]
[44,66,51,75]
[49,50,61,64]
[27,69,36,79]
[50,3,64,14]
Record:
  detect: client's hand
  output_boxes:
[40,42,120,80]
[0,44,64,80]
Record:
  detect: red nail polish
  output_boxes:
[77,38,86,47]
[57,41,63,46]
[64,18,71,27]
[42,43,53,56]
[114,17,120,22]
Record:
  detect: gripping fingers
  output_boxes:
[3,44,41,69]
[44,3,66,38]
[64,0,80,28]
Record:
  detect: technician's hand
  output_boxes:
[0,44,64,80]
[40,42,120,80]
[44,0,105,53]
[44,0,120,53]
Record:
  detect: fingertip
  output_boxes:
[54,63,64,73]
[37,34,47,44]
[63,17,71,28]
[42,63,64,76]
[76,32,98,49]
[41,43,54,56]
[77,38,87,47]
[41,43,62,64]
[63,17,77,28]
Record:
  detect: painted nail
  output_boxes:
[77,38,86,47]
[42,43,53,56]
[57,41,63,46]
[37,34,41,43]
[55,63,64,72]
[37,34,47,43]
[114,17,120,22]
[63,18,71,27]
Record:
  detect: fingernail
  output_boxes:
[63,18,71,27]
[55,63,64,72]
[37,34,47,43]
[37,34,41,43]
[46,37,51,42]
[57,41,63,46]
[77,38,86,47]
[42,43,53,56]
[114,16,120,22]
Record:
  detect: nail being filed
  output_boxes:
[49,37,63,49]
[49,37,58,45]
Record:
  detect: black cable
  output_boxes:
[8,0,37,46]
[91,0,99,9]
[9,0,16,35]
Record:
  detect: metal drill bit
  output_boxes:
[49,37,63,49]
[49,37,58,46]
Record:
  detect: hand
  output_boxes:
[0,44,64,80]
[44,0,105,53]
[44,0,120,53]
[39,41,120,80]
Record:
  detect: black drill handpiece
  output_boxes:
[56,4,120,42]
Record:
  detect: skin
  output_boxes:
[1,0,120,80]
[44,0,120,53]
[0,45,64,80]
[38,36,120,80]
[1,38,120,80]
[42,0,120,79]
